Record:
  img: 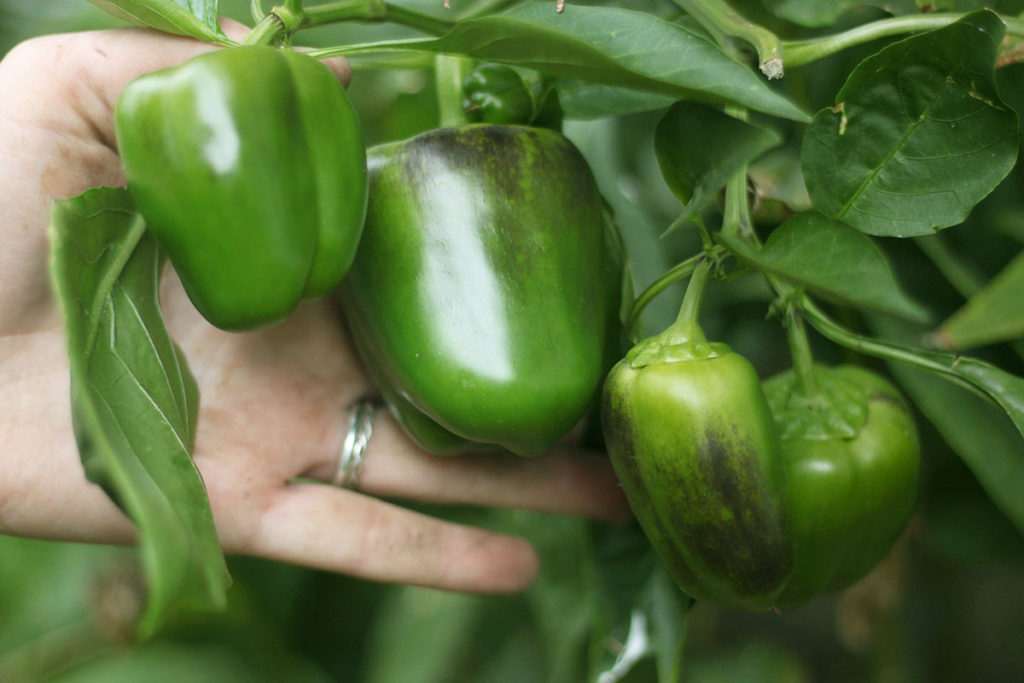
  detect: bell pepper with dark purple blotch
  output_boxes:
[340,125,624,456]
[602,307,794,611]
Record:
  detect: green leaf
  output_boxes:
[951,357,1024,446]
[763,0,917,27]
[557,81,676,119]
[655,102,782,227]
[801,9,1019,237]
[720,211,931,322]
[591,564,689,683]
[340,4,810,122]
[88,0,229,44]
[49,187,229,636]
[870,318,1024,537]
[937,250,1024,349]
[762,1,850,27]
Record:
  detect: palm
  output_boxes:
[0,27,629,594]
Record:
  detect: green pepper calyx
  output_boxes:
[764,365,870,440]
[626,320,731,368]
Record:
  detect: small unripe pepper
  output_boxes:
[764,364,921,607]
[462,64,536,125]
[602,262,793,610]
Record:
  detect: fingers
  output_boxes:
[237,483,539,593]
[305,409,633,522]
[1,20,351,154]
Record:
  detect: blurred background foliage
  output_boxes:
[3,0,1024,681]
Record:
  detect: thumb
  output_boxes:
[3,18,352,153]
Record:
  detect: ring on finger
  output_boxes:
[333,398,380,490]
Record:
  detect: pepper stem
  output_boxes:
[670,258,713,343]
[785,305,818,396]
[435,55,473,127]
[242,12,288,45]
[627,252,706,339]
[721,158,756,245]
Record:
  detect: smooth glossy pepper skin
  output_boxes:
[764,365,921,607]
[462,64,536,125]
[602,324,793,610]
[340,125,621,456]
[115,46,367,330]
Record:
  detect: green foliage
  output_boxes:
[655,102,782,228]
[719,212,929,321]
[938,251,1024,349]
[337,4,810,121]
[802,10,1019,237]
[87,0,228,43]
[49,187,229,635]
[8,0,1024,681]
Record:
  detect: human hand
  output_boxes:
[0,25,630,593]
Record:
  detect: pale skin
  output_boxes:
[0,24,630,594]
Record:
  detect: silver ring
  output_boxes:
[333,399,378,489]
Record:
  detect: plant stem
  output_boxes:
[627,253,704,337]
[673,0,784,78]
[797,297,989,400]
[721,163,756,245]
[382,2,455,34]
[251,0,267,23]
[242,11,288,45]
[785,305,818,395]
[673,258,713,338]
[784,13,1024,68]
[435,54,472,127]
[303,0,453,35]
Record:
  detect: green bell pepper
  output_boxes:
[602,295,793,611]
[764,364,921,607]
[462,64,536,125]
[115,45,367,330]
[461,63,564,130]
[340,125,623,456]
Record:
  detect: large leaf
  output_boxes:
[763,0,917,27]
[557,81,676,119]
[655,101,782,227]
[870,317,1024,538]
[338,4,809,122]
[720,211,930,322]
[49,187,229,635]
[937,249,1024,349]
[801,9,1019,237]
[951,357,1024,444]
[89,0,229,44]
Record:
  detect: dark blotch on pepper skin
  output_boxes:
[692,430,792,595]
[342,124,621,456]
